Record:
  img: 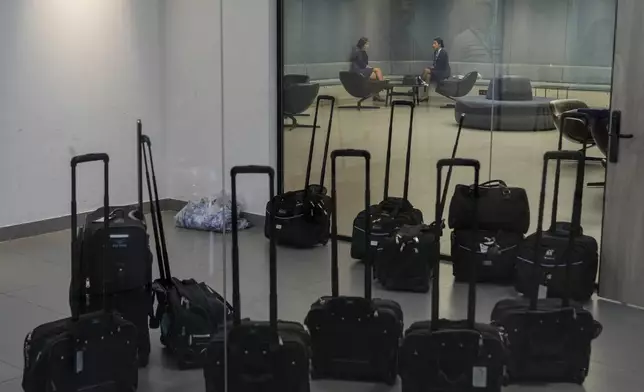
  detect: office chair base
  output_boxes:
[440,103,456,109]
[587,182,605,188]
[284,115,320,130]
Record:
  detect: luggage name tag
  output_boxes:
[539,273,552,299]
[275,224,282,230]
[370,240,378,247]
[75,350,84,374]
[472,366,487,388]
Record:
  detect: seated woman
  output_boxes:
[350,37,385,101]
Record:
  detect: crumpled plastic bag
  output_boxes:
[174,192,252,232]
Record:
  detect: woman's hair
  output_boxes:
[357,37,369,49]
[434,37,445,48]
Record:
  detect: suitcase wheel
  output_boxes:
[572,369,588,385]
[384,370,397,386]
[138,353,150,368]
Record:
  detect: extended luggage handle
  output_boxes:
[140,134,172,284]
[137,120,144,217]
[551,112,589,235]
[384,100,415,201]
[433,158,480,331]
[531,151,585,310]
[231,166,278,331]
[331,149,372,300]
[437,114,466,222]
[70,153,110,321]
[305,95,336,189]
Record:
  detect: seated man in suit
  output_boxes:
[422,37,451,85]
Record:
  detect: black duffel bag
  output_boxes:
[449,179,530,233]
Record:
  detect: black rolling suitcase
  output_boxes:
[204,166,311,392]
[491,151,603,384]
[139,135,233,369]
[400,159,508,392]
[23,154,139,392]
[265,95,335,248]
[374,114,466,292]
[514,150,599,302]
[305,149,403,385]
[351,101,423,260]
[72,121,153,367]
[450,230,523,283]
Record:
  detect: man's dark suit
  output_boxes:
[431,48,451,82]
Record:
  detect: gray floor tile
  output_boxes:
[0,377,21,392]
[0,361,20,385]
[0,295,63,368]
[0,251,69,295]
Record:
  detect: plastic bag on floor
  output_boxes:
[174,193,252,232]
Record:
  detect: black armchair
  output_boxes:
[338,71,387,110]
[284,82,320,130]
[435,71,478,109]
[550,99,603,163]
[578,108,611,187]
[284,74,310,87]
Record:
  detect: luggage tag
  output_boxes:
[472,366,487,388]
[539,273,552,299]
[75,350,84,374]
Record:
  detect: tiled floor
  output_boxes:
[1,212,643,391]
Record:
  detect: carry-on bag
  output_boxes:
[305,149,403,385]
[204,166,311,392]
[374,114,466,292]
[139,134,233,369]
[23,154,138,392]
[450,229,523,283]
[72,121,152,367]
[449,179,530,233]
[491,151,603,384]
[514,150,598,302]
[399,158,508,392]
[265,95,335,248]
[71,121,152,296]
[351,100,423,260]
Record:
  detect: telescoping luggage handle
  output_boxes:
[139,134,172,284]
[331,149,372,300]
[551,112,589,235]
[531,151,585,310]
[432,158,480,331]
[383,100,415,201]
[304,95,336,189]
[231,166,278,332]
[70,153,110,322]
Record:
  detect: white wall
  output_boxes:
[164,0,277,215]
[0,0,277,227]
[0,0,165,227]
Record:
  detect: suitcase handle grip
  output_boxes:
[391,100,415,107]
[141,135,152,146]
[71,153,109,166]
[437,158,480,169]
[231,165,275,176]
[331,149,371,159]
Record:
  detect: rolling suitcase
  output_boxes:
[139,134,233,369]
[72,121,152,368]
[204,166,311,392]
[400,158,508,392]
[491,151,603,384]
[450,229,523,283]
[351,101,423,260]
[514,150,599,302]
[23,154,138,392]
[265,95,335,248]
[305,149,403,385]
[374,114,466,292]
